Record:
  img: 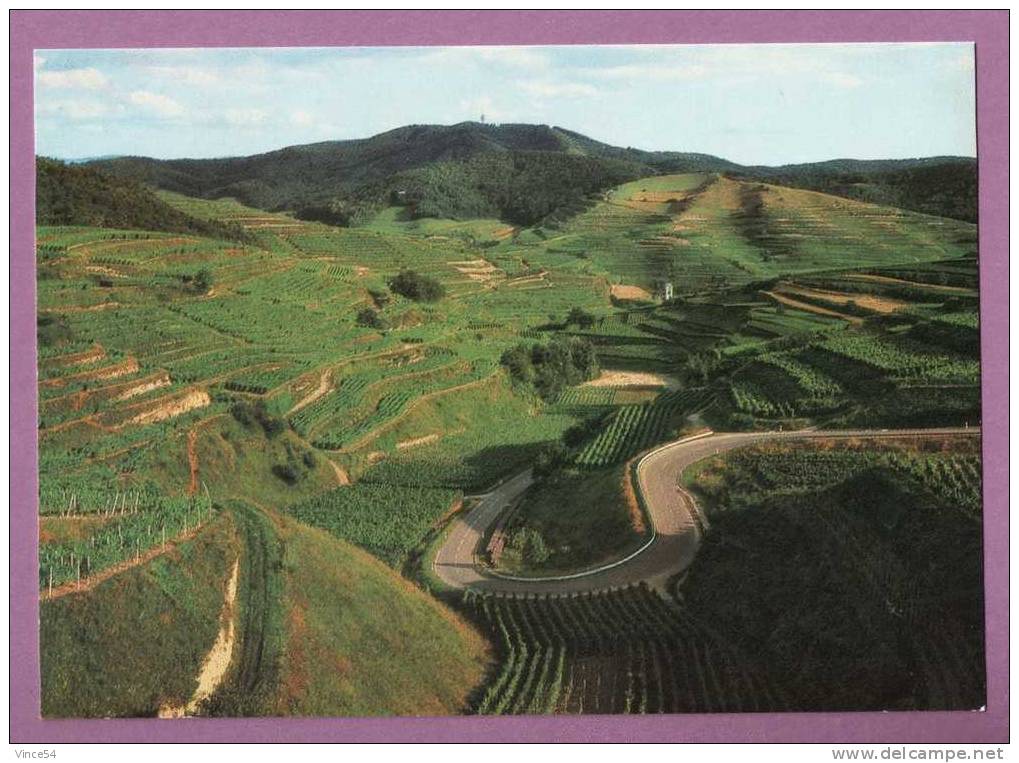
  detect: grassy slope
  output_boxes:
[496,464,646,575]
[201,502,286,716]
[40,511,240,718]
[492,173,976,294]
[41,500,491,718]
[351,375,581,491]
[362,206,511,243]
[273,511,490,716]
[189,416,344,505]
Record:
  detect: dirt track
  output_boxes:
[432,427,980,595]
[288,368,333,415]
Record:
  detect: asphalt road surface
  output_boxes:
[432,427,980,595]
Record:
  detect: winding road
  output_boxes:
[432,427,980,595]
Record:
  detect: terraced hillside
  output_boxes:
[475,174,976,295]
[37,162,982,716]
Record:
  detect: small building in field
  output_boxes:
[654,279,674,301]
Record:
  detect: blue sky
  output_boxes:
[34,43,975,165]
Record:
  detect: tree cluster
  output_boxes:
[387,269,445,302]
[273,441,318,484]
[500,336,599,402]
[386,151,643,227]
[180,267,213,294]
[564,307,596,329]
[356,307,388,330]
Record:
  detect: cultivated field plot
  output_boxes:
[573,388,714,467]
[466,585,778,714]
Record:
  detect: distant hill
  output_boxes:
[736,157,978,223]
[84,122,977,226]
[36,157,251,241]
[90,123,653,226]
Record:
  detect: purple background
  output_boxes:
[10,10,1008,743]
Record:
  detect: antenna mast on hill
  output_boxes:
[480,113,486,124]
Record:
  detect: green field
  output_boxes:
[490,464,647,576]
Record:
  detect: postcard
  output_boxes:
[10,10,1009,746]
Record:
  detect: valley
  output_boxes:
[36,126,983,717]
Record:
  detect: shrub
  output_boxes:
[181,267,213,294]
[533,441,569,478]
[388,270,445,302]
[272,463,302,484]
[37,314,73,347]
[727,412,756,431]
[500,344,535,386]
[230,400,257,428]
[194,268,213,293]
[509,527,550,565]
[230,399,286,437]
[356,307,387,330]
[274,443,318,484]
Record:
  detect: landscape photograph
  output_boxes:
[33,43,984,719]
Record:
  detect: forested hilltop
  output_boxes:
[85,122,978,227]
[36,158,250,242]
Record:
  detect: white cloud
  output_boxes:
[37,99,109,120]
[586,48,870,89]
[224,108,268,126]
[519,81,599,99]
[129,90,185,117]
[144,65,220,87]
[37,66,108,90]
